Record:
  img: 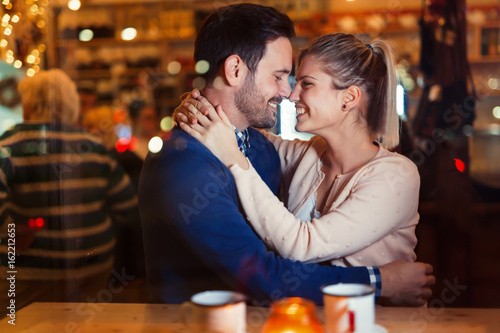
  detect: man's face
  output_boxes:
[235,37,292,129]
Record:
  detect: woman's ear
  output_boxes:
[224,55,248,87]
[342,85,362,111]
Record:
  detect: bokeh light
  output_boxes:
[213,76,225,90]
[454,159,465,173]
[167,61,181,75]
[115,137,130,153]
[195,60,210,75]
[148,136,163,153]
[192,76,206,90]
[493,106,500,119]
[488,78,499,90]
[121,27,137,41]
[68,0,81,11]
[79,29,94,42]
[160,116,174,131]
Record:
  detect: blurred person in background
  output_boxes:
[81,103,146,279]
[0,69,139,315]
[127,99,160,162]
[78,81,98,127]
[81,105,117,151]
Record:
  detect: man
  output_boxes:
[139,3,434,305]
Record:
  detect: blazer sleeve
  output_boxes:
[146,142,372,304]
[228,156,420,264]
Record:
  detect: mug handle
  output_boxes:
[180,301,193,329]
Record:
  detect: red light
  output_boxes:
[115,137,130,153]
[129,136,138,151]
[454,159,465,173]
[28,218,36,228]
[35,217,45,228]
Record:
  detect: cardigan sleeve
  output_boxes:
[229,155,420,264]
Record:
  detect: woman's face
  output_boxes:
[289,55,345,136]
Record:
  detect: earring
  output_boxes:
[342,104,346,109]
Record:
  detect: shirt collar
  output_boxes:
[233,126,250,157]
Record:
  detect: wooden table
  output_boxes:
[1,302,499,332]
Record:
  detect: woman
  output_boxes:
[178,33,420,267]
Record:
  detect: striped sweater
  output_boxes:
[0,123,138,280]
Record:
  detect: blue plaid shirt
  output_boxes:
[234,126,250,157]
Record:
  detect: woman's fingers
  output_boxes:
[216,106,232,127]
[179,122,204,142]
[194,95,217,118]
[176,113,189,125]
[184,103,211,127]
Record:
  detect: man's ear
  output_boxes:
[224,55,248,87]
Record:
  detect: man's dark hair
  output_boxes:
[194,3,295,83]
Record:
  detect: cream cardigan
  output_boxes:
[229,133,419,267]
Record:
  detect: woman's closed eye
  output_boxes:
[301,81,313,88]
[275,75,283,82]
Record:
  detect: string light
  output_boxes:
[1,0,48,75]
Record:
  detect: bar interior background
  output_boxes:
[1,0,500,308]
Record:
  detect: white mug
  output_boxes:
[322,283,376,333]
[180,290,247,333]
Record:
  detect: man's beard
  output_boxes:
[235,74,279,129]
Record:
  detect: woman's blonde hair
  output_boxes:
[298,33,399,148]
[18,69,79,126]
